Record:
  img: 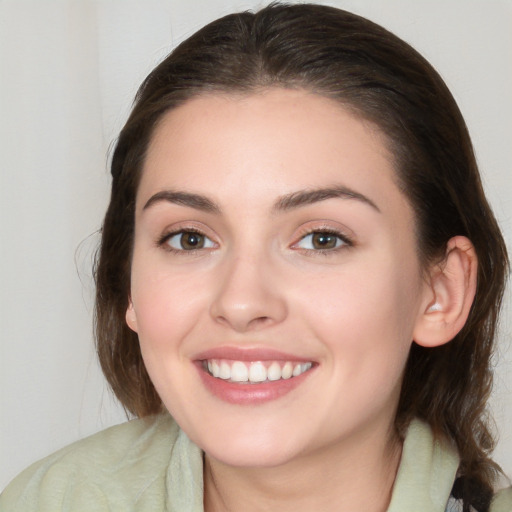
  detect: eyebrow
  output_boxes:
[143,190,221,213]
[273,185,380,213]
[142,185,380,214]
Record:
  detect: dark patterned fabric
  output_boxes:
[447,477,493,512]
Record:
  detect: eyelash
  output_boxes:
[292,228,354,255]
[157,227,354,255]
[157,228,216,254]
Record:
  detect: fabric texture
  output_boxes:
[1,415,510,511]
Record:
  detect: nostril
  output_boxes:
[242,316,272,331]
[251,316,272,326]
[213,314,272,332]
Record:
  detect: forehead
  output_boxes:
[138,88,407,217]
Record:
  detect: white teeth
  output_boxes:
[205,359,313,383]
[249,362,267,383]
[267,362,281,381]
[281,362,293,379]
[219,361,231,380]
[230,361,249,382]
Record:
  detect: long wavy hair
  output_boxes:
[94,2,509,497]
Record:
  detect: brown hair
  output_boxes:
[95,2,508,496]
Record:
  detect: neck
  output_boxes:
[203,418,402,512]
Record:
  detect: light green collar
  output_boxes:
[166,418,459,512]
[388,419,459,512]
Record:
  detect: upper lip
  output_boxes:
[193,346,314,363]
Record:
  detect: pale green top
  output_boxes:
[1,415,511,511]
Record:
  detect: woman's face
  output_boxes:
[127,89,431,467]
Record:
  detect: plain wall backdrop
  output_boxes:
[1,0,511,491]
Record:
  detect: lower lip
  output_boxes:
[195,363,314,405]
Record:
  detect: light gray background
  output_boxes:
[1,0,511,490]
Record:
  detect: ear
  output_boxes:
[125,299,139,333]
[413,236,477,348]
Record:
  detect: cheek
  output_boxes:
[128,263,212,406]
[129,262,210,350]
[297,252,422,366]
[297,259,421,428]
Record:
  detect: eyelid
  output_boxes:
[156,222,219,252]
[167,230,215,251]
[290,221,355,252]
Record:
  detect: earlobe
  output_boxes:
[126,300,138,332]
[413,236,478,348]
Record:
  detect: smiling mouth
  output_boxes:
[202,359,314,384]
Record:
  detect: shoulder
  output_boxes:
[0,414,184,512]
[490,487,512,512]
[389,419,512,512]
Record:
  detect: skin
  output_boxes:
[126,89,463,511]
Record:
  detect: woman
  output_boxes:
[1,4,510,511]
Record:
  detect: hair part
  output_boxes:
[94,2,509,495]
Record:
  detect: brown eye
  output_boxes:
[180,232,205,250]
[311,232,338,250]
[165,231,214,251]
[295,231,349,251]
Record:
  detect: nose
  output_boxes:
[209,252,288,333]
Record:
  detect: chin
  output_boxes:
[205,443,299,469]
[194,427,306,468]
